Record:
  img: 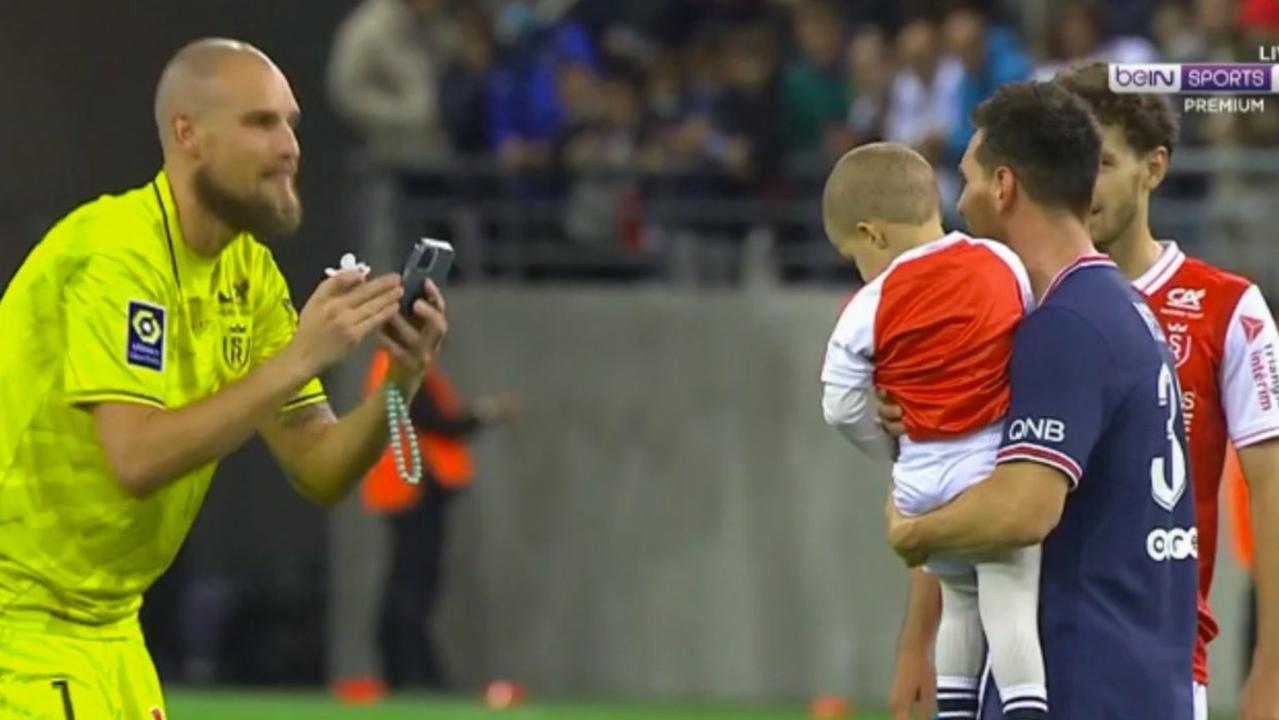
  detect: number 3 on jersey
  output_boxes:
[1151,363,1189,511]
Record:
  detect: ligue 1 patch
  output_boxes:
[127,300,166,371]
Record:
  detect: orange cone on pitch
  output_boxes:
[809,694,852,719]
[484,680,527,709]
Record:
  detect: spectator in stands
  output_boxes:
[1034,1,1157,79]
[656,31,727,174]
[840,26,893,148]
[1193,0,1238,44]
[441,5,497,157]
[328,0,454,164]
[1152,0,1209,62]
[562,65,647,245]
[650,0,788,47]
[709,23,783,189]
[781,0,850,158]
[644,24,784,192]
[943,6,1031,166]
[1104,0,1164,38]
[642,49,690,152]
[884,18,962,167]
[488,18,600,174]
[885,19,962,209]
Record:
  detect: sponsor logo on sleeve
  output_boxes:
[126,300,166,371]
[1251,341,1279,411]
[1242,315,1266,343]
[1007,417,1066,443]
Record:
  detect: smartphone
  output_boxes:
[400,238,454,316]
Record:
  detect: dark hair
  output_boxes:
[971,81,1101,216]
[1055,62,1180,157]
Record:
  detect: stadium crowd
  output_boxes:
[325,0,1279,283]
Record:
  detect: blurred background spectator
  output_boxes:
[329,0,456,163]
[1034,0,1158,78]
[942,6,1031,166]
[781,0,850,160]
[885,18,964,213]
[842,26,894,149]
[441,5,499,158]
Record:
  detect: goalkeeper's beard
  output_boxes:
[195,167,302,240]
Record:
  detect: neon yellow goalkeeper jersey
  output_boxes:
[0,171,325,634]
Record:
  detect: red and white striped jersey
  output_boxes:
[822,232,1032,441]
[1133,241,1279,685]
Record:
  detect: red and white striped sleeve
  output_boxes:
[1221,285,1279,447]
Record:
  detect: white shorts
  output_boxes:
[1194,682,1206,720]
[894,422,1003,576]
[893,422,1003,515]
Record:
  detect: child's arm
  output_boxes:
[823,381,898,461]
[822,289,897,459]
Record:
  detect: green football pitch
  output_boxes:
[166,690,890,720]
[164,690,1235,719]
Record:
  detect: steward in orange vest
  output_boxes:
[361,348,515,689]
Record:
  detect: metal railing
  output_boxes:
[347,147,1279,291]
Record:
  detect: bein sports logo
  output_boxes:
[1110,64,1180,93]
[1109,63,1279,94]
[1146,526,1198,562]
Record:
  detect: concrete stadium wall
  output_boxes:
[439,286,901,704]
[327,286,1254,710]
[330,285,904,703]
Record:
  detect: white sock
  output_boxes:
[977,545,1048,718]
[935,573,983,719]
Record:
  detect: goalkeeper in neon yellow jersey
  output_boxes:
[0,38,447,719]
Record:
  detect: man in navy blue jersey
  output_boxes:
[884,81,1198,720]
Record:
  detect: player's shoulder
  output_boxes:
[1022,267,1133,349]
[1017,301,1103,340]
[37,179,167,270]
[1169,253,1255,310]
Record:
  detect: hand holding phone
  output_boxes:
[400,238,454,317]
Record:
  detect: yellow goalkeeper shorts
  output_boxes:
[0,624,166,720]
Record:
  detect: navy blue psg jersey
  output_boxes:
[983,255,1198,719]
